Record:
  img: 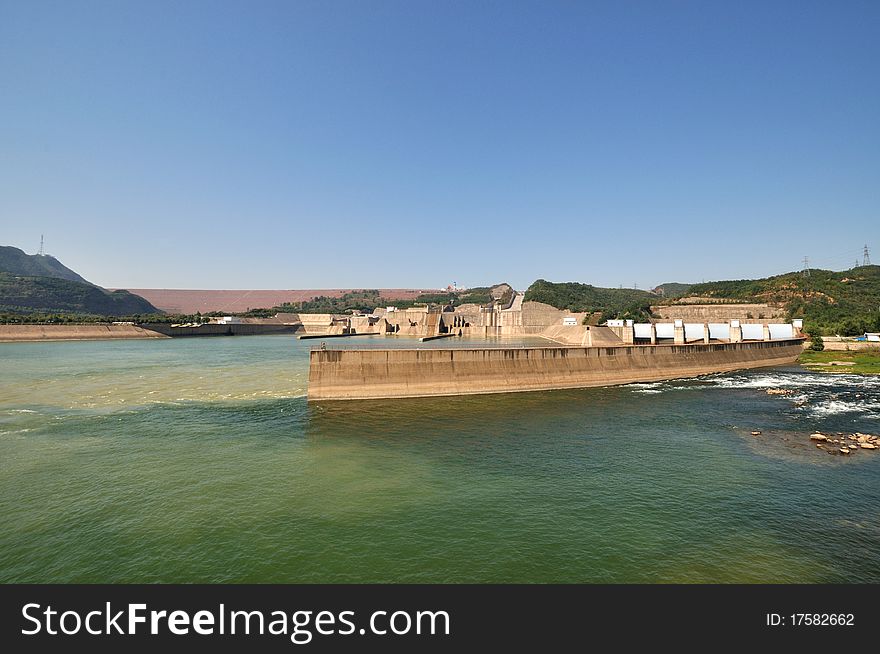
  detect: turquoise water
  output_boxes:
[1,335,879,583]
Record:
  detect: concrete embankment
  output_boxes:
[308,339,805,400]
[815,338,880,352]
[140,323,297,337]
[0,324,169,343]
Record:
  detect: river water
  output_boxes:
[1,335,878,582]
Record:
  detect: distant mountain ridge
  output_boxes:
[0,246,160,316]
[0,246,93,285]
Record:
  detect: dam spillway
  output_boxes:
[306,337,806,401]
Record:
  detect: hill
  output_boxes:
[0,246,93,285]
[0,273,161,316]
[683,265,880,335]
[524,279,657,321]
[0,245,161,316]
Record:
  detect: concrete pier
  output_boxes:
[729,320,743,343]
[308,338,805,401]
[673,320,685,345]
[419,333,459,342]
[298,332,378,340]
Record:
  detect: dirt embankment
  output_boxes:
[118,288,436,314]
[0,324,169,342]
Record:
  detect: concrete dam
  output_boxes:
[307,328,806,401]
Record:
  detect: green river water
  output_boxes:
[1,335,878,583]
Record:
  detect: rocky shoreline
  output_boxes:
[747,387,879,460]
[808,431,877,455]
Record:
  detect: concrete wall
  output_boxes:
[308,338,805,400]
[298,314,334,326]
[0,324,170,342]
[651,303,785,322]
[818,338,880,352]
[470,301,590,337]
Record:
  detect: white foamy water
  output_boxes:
[626,369,880,421]
[628,382,664,394]
[707,371,880,390]
[804,399,880,417]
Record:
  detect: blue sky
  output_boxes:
[1,0,877,290]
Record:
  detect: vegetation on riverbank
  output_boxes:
[799,349,880,375]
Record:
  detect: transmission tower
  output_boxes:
[802,256,810,278]
[864,244,872,266]
[38,235,44,256]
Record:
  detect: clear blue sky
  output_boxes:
[1,0,877,290]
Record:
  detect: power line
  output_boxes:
[802,256,810,278]
[38,235,44,256]
[864,244,872,266]
[806,247,864,269]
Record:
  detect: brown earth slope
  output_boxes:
[120,288,435,314]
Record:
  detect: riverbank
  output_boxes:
[811,337,880,351]
[0,324,169,342]
[799,349,880,374]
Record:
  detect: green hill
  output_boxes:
[0,245,161,316]
[0,246,93,284]
[524,279,657,321]
[684,265,880,335]
[0,273,160,316]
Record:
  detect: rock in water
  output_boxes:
[860,443,877,450]
[810,434,827,442]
